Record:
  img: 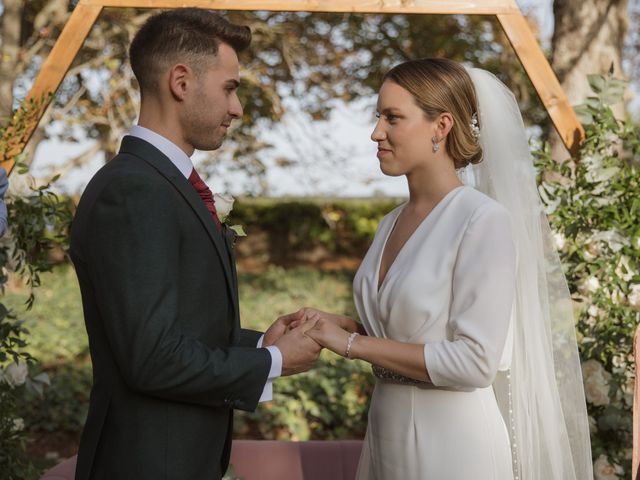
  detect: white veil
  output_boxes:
[458,67,593,480]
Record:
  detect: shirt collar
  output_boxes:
[127,125,193,179]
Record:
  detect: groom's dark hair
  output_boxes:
[129,8,251,94]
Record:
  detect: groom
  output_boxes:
[69,9,320,480]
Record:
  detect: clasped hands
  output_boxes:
[262,308,359,376]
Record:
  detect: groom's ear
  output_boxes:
[167,64,192,101]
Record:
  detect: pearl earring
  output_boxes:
[431,136,440,153]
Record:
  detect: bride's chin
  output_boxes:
[378,164,402,177]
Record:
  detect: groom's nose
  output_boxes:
[229,92,243,119]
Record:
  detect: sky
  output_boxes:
[26,0,587,198]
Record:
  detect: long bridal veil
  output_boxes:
[458,67,593,480]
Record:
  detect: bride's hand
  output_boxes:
[287,307,359,333]
[304,317,352,357]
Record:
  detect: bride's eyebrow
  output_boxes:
[376,107,400,114]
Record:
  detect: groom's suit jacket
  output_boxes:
[70,136,272,480]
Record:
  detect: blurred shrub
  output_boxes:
[229,198,403,263]
[17,361,92,435]
[235,353,373,441]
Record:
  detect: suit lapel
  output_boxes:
[222,228,241,335]
[119,136,239,317]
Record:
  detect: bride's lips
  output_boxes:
[377,147,392,158]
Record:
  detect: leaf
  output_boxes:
[600,80,626,106]
[588,74,606,94]
[585,97,601,109]
[229,225,247,237]
[32,372,50,386]
[574,105,594,125]
[25,377,44,397]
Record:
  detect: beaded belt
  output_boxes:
[371,365,430,386]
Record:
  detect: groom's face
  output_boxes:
[182,42,244,151]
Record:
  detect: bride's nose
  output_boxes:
[371,122,386,142]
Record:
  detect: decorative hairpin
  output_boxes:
[469,112,480,141]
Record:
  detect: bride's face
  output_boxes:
[371,80,437,177]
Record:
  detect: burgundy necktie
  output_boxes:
[188,168,222,231]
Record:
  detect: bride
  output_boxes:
[290,58,593,479]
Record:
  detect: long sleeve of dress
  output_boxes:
[423,202,516,389]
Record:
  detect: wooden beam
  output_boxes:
[0,2,103,173]
[81,0,521,15]
[498,13,584,155]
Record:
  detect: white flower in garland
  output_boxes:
[628,284,640,311]
[583,243,600,261]
[579,276,600,294]
[593,454,623,480]
[582,359,612,406]
[552,232,566,251]
[587,304,600,318]
[590,230,629,253]
[614,255,634,282]
[3,361,28,388]
[12,418,24,432]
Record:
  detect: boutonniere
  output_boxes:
[214,193,246,245]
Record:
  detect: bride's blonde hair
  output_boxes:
[383,58,482,169]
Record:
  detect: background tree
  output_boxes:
[550,0,630,158]
[1,3,546,194]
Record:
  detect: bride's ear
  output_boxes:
[435,112,454,141]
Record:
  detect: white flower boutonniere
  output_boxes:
[214,193,247,241]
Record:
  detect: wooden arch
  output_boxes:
[0,0,585,174]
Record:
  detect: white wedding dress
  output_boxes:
[353,185,517,480]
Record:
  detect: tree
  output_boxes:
[1,3,546,194]
[550,0,630,159]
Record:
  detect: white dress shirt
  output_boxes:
[127,125,282,402]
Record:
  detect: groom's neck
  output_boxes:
[138,98,194,157]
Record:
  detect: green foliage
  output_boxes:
[17,362,92,435]
[0,95,73,479]
[235,354,372,441]
[535,70,639,476]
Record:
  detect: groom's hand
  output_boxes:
[275,323,321,376]
[263,310,306,347]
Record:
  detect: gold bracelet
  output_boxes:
[345,332,360,359]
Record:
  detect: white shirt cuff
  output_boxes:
[259,379,273,403]
[257,335,283,402]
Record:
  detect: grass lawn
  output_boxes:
[3,264,358,362]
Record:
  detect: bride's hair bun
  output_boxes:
[383,58,483,169]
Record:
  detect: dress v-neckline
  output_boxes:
[376,186,465,293]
